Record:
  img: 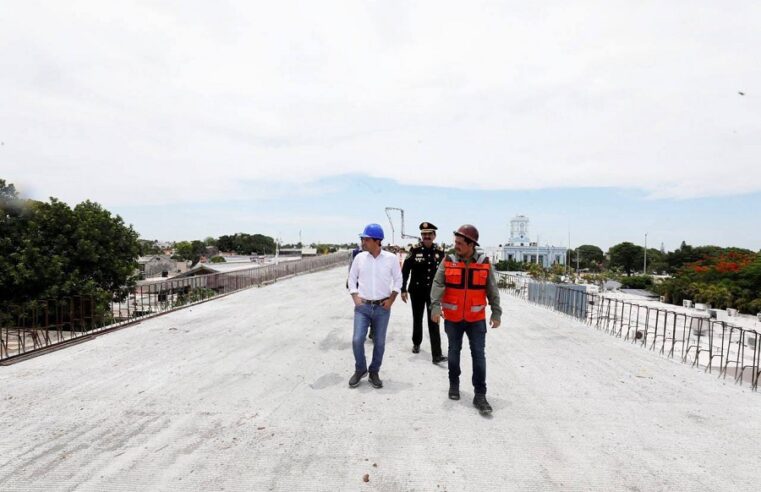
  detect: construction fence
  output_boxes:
[1,252,350,363]
[498,273,761,391]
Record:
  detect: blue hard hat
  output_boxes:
[359,223,384,241]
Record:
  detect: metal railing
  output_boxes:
[498,272,761,391]
[1,252,350,363]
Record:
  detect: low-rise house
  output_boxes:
[279,248,303,258]
[137,255,189,279]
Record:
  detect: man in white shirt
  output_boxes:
[347,223,403,388]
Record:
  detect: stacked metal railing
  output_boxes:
[1,252,350,363]
[498,272,761,391]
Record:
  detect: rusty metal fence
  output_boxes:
[498,273,761,391]
[1,252,350,363]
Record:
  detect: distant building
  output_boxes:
[219,254,258,263]
[483,247,504,263]
[172,262,260,278]
[173,255,303,279]
[205,245,219,258]
[301,248,318,257]
[501,215,567,268]
[137,256,188,279]
[272,247,318,258]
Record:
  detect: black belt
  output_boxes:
[362,297,389,305]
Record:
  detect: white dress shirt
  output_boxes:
[348,250,403,300]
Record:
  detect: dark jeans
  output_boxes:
[445,319,487,394]
[352,303,391,373]
[410,290,442,358]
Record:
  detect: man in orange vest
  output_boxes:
[430,224,502,415]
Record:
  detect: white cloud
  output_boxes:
[1,0,760,206]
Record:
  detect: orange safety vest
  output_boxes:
[441,253,490,322]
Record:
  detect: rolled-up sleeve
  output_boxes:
[391,256,403,293]
[401,251,413,292]
[429,261,446,318]
[348,255,360,295]
[486,267,502,322]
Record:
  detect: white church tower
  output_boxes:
[509,215,530,246]
[501,214,567,268]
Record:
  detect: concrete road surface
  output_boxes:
[1,266,759,491]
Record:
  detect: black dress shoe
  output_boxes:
[473,393,493,415]
[369,371,383,388]
[448,384,460,400]
[348,370,367,388]
[412,344,420,353]
[432,355,448,364]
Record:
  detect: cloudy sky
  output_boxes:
[2,1,759,250]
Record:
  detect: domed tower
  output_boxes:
[509,215,530,246]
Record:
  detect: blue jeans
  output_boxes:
[352,303,391,373]
[445,319,487,394]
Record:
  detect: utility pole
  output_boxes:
[566,229,570,276]
[576,245,580,274]
[644,232,648,274]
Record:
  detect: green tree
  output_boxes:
[644,248,667,274]
[217,234,234,253]
[251,234,276,254]
[173,240,207,266]
[495,259,525,271]
[233,234,255,255]
[215,233,276,255]
[655,248,761,313]
[695,283,733,307]
[0,179,18,201]
[619,275,653,289]
[665,241,701,272]
[608,242,644,276]
[138,239,163,256]
[549,263,565,283]
[71,200,141,296]
[572,244,604,271]
[1,179,29,302]
[0,183,140,304]
[526,262,546,280]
